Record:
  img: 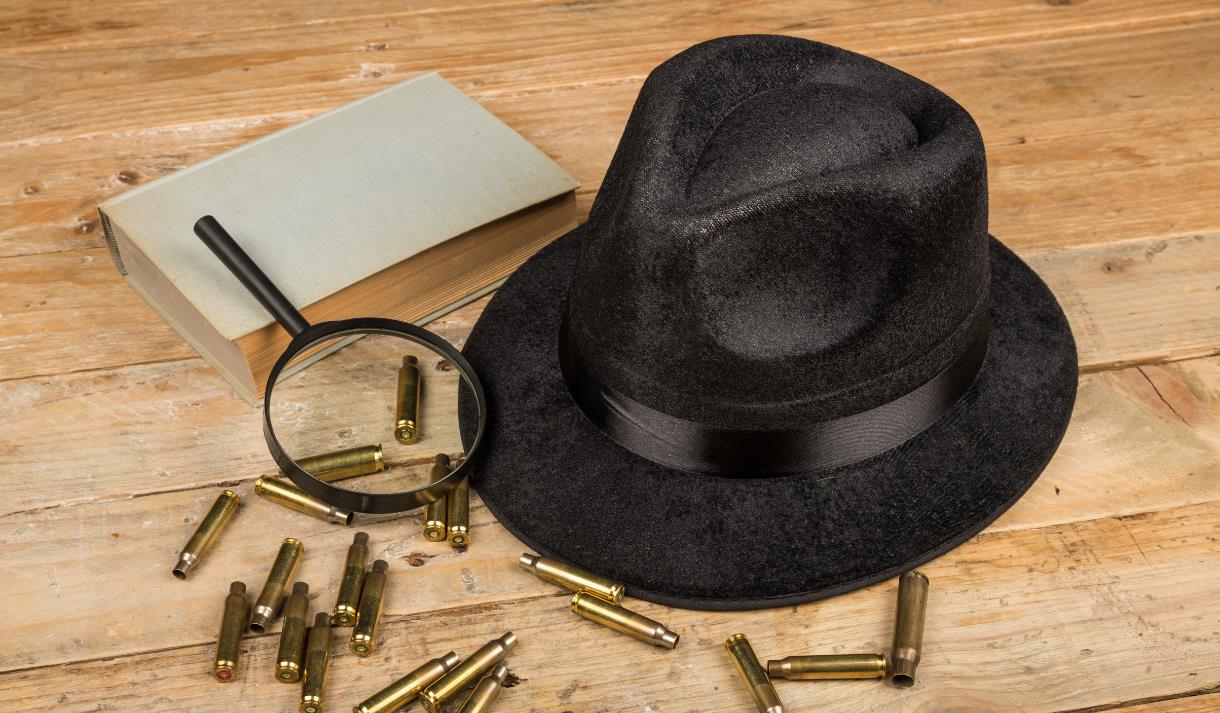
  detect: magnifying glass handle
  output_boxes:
[194,215,310,338]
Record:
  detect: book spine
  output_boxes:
[98,208,128,276]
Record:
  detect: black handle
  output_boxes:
[194,215,310,338]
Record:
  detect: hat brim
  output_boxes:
[459,227,1077,610]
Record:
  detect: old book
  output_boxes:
[101,72,577,403]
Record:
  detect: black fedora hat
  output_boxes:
[458,35,1077,610]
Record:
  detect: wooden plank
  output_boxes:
[0,293,487,514]
[2,351,1218,672]
[3,0,1212,57]
[3,495,1219,711]
[1030,232,1220,372]
[1117,693,1220,712]
[0,0,536,52]
[3,21,1218,262]
[991,357,1220,534]
[0,246,200,375]
[4,1,1217,145]
[990,119,1220,253]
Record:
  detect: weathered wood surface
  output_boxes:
[5,496,1220,712]
[5,20,1219,258]
[1124,696,1220,712]
[2,0,1219,710]
[2,353,1218,682]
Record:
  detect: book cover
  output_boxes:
[101,72,578,402]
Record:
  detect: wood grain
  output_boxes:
[2,353,1218,673]
[1030,233,1220,373]
[0,294,487,517]
[0,0,532,52]
[4,495,1220,712]
[5,20,1219,260]
[5,0,1215,57]
[6,0,1217,144]
[1120,694,1220,712]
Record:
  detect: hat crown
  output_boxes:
[567,36,990,429]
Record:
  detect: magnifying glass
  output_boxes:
[194,216,486,515]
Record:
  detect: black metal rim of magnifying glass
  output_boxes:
[263,316,486,514]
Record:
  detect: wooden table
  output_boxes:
[3,1,1219,711]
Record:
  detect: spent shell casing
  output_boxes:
[332,532,369,627]
[350,559,388,656]
[767,653,887,680]
[570,592,679,649]
[395,355,422,444]
[256,475,353,526]
[353,651,461,713]
[174,489,240,579]
[276,582,310,683]
[889,570,929,688]
[419,632,518,712]
[301,613,332,713]
[457,661,509,713]
[726,634,784,713]
[447,474,470,548]
[518,552,624,604]
[423,454,449,541]
[250,538,304,633]
[298,445,385,483]
[213,581,248,682]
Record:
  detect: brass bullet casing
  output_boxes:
[726,634,784,713]
[353,651,461,713]
[213,581,248,683]
[447,473,470,548]
[767,654,887,680]
[276,582,310,683]
[301,613,332,713]
[423,454,449,542]
[890,570,929,688]
[251,537,304,633]
[518,552,624,605]
[395,355,422,444]
[174,489,240,579]
[350,559,388,656]
[332,532,369,627]
[256,476,353,526]
[457,661,509,713]
[298,445,385,483]
[419,632,518,713]
[570,592,679,649]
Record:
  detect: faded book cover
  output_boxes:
[100,72,578,402]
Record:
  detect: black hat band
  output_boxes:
[558,305,990,478]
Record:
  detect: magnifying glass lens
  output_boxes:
[268,332,464,494]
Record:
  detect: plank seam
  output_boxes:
[0,589,565,676]
[0,354,200,386]
[0,0,562,57]
[0,464,491,521]
[2,2,1215,62]
[1054,683,1220,712]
